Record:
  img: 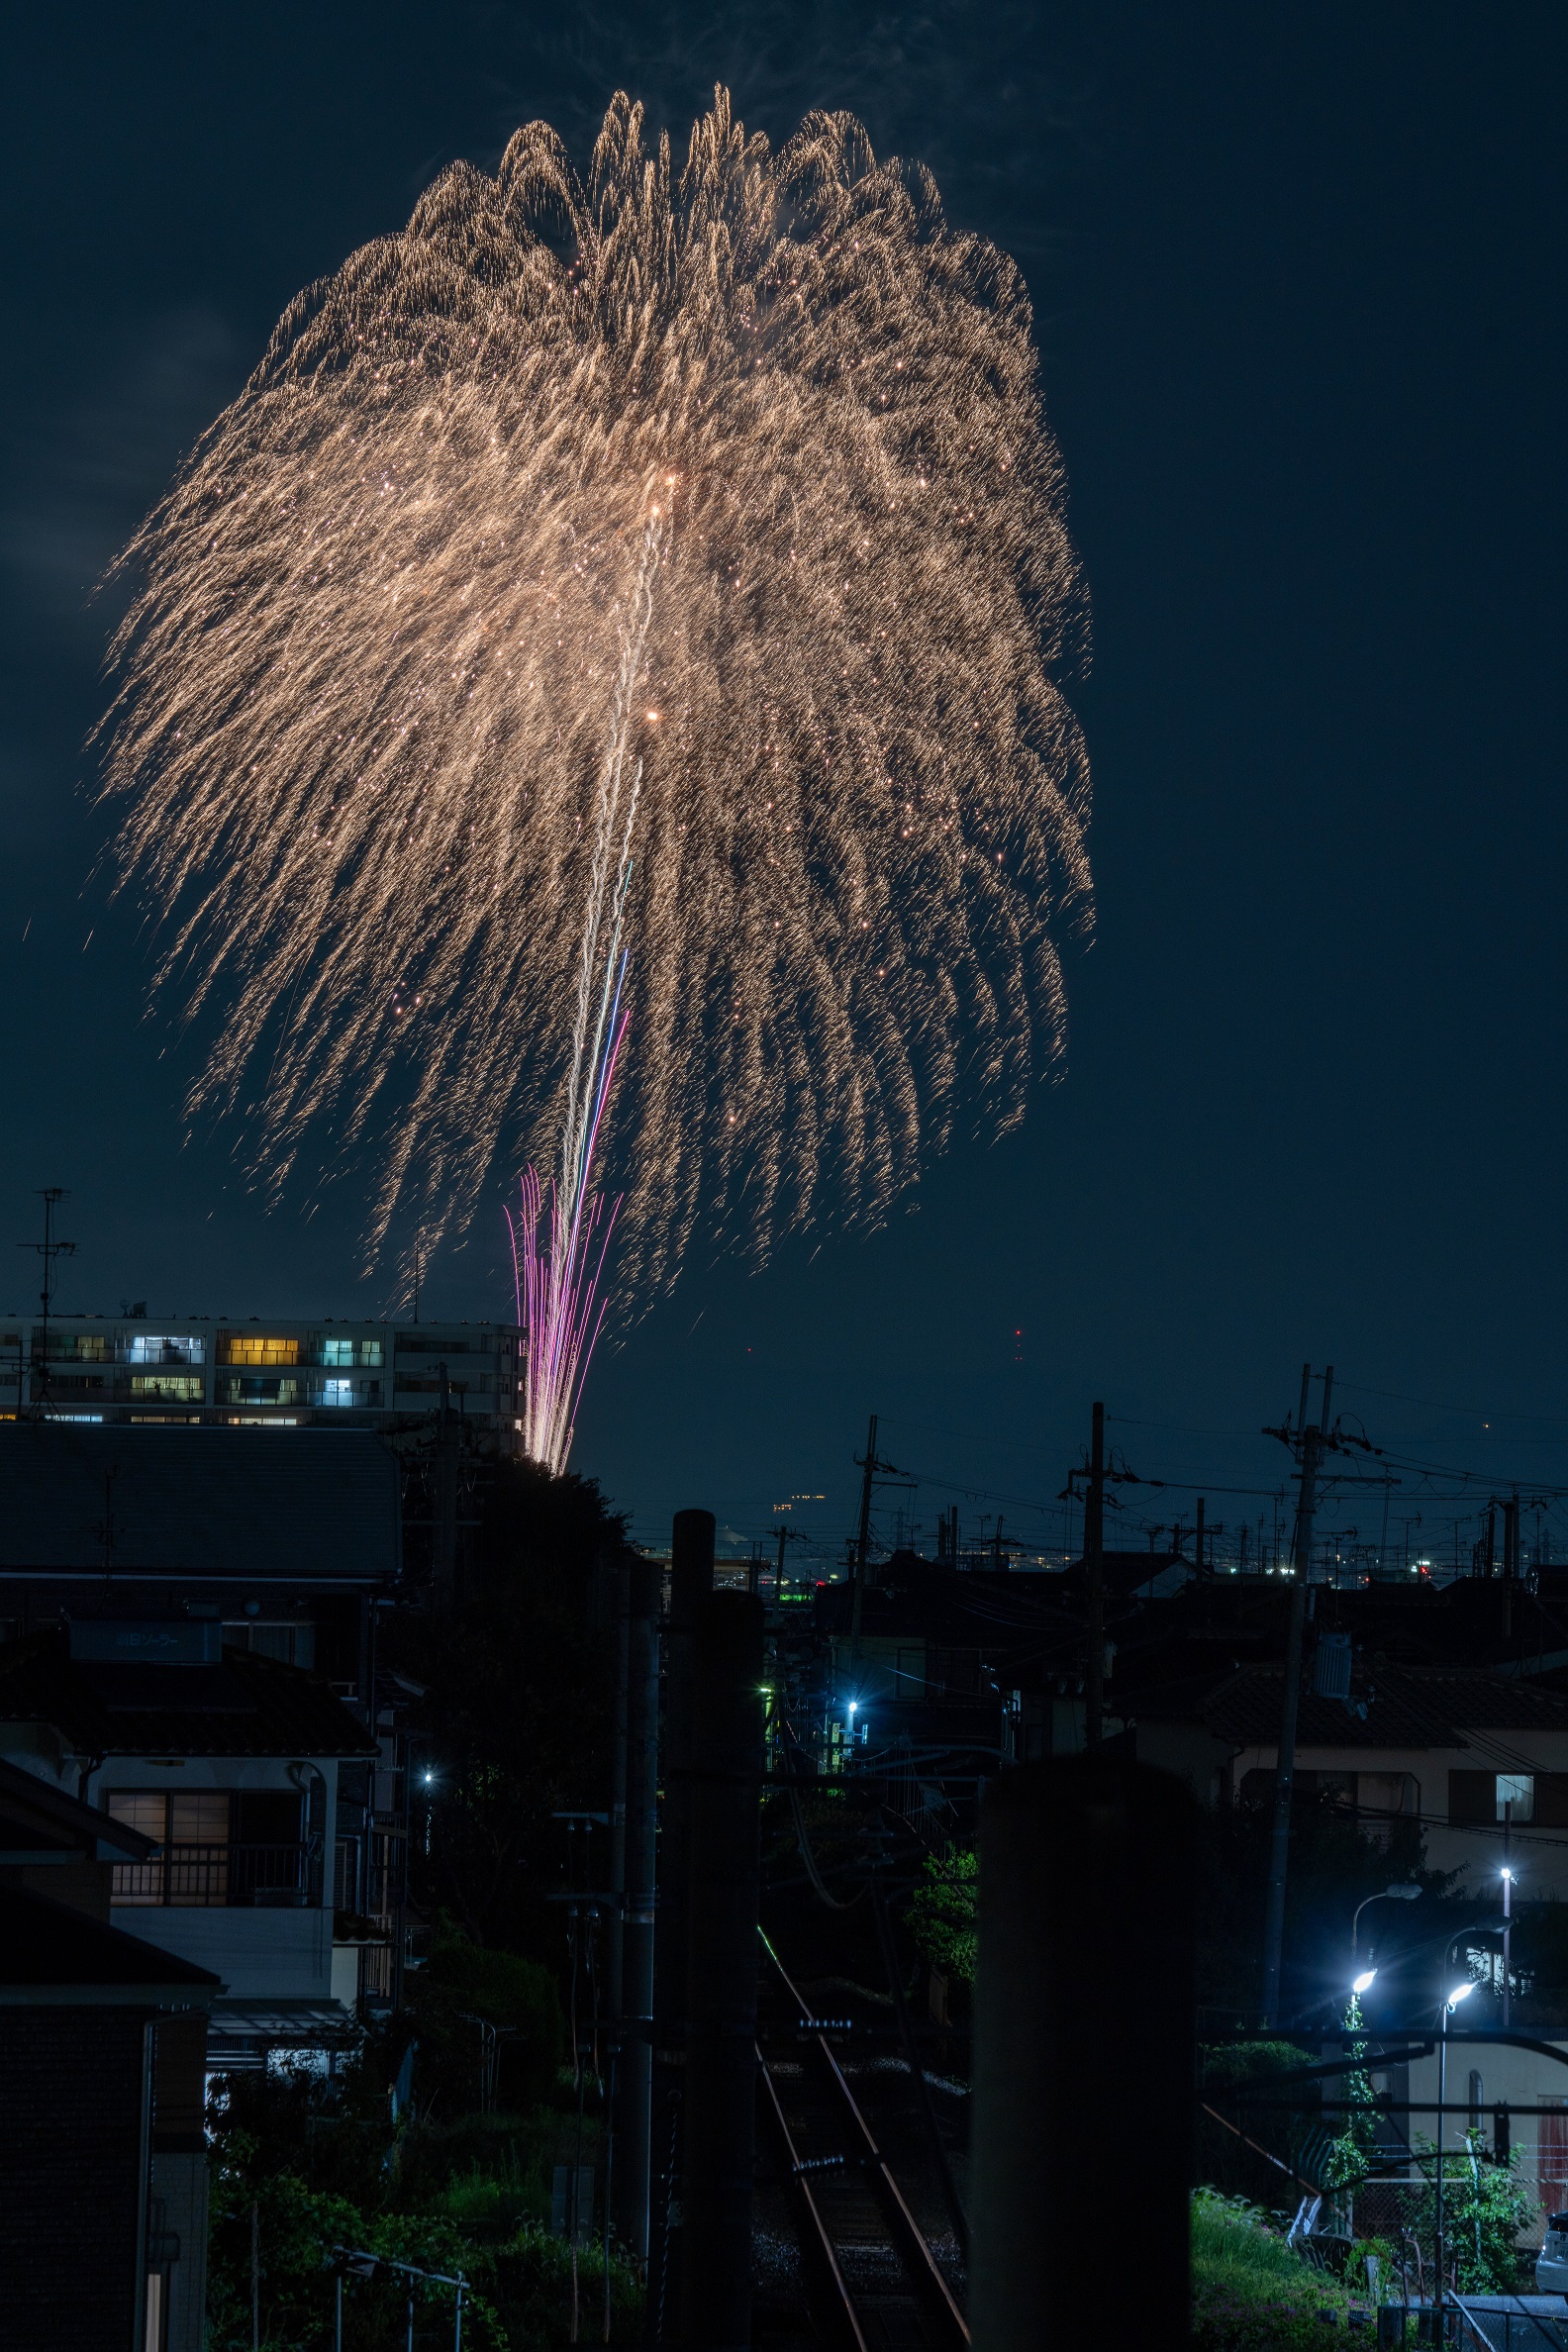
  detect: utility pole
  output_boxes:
[1259,1365,1334,2027]
[1084,1404,1106,1749]
[1195,1496,1206,1578]
[434,1362,459,1595]
[17,1188,74,1418]
[852,1414,877,1644]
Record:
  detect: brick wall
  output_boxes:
[0,2005,150,2350]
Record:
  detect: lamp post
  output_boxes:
[1433,1980,1476,2329]
[1350,1881,1422,1970]
[1502,1846,1516,2029]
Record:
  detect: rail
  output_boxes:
[757,1932,969,2348]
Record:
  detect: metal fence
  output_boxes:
[112,1840,313,1907]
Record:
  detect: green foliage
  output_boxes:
[1321,1995,1378,2195]
[206,2112,640,2348]
[1404,2130,1536,2295]
[1191,2190,1356,2351]
[902,1845,978,1985]
[1345,2237,1395,2297]
[1197,2041,1315,2204]
[405,1920,565,2116]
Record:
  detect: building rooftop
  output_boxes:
[0,1421,401,1582]
[0,1633,380,1759]
[1132,1661,1568,1749]
[0,1880,221,2001]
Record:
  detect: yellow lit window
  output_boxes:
[222,1335,300,1366]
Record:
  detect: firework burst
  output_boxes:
[102,88,1093,1455]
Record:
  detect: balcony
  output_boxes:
[112,1840,317,1908]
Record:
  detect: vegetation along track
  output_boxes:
[754,1934,969,2350]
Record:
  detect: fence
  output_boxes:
[112,1840,313,1907]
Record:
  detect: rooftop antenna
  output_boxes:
[16,1188,74,1418]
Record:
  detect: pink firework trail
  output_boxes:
[508,960,631,1473]
[510,505,662,1471]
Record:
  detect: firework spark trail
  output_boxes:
[102,90,1094,1412]
[514,506,663,1465]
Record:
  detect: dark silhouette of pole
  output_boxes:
[613,1557,660,2263]
[851,1414,877,1645]
[970,1755,1197,2349]
[648,1508,713,2337]
[1084,1402,1106,1747]
[17,1188,74,1417]
[679,1589,764,2352]
[1260,1363,1332,2028]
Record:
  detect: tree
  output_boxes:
[387,1459,627,1958]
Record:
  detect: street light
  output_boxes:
[1350,1881,1422,1966]
[1501,1864,1517,2028]
[1352,1969,1377,1995]
[1433,1979,1478,2328]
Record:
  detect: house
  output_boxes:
[0,1762,220,2351]
[1131,1662,1568,1898]
[0,1614,380,2069]
[0,1419,408,2010]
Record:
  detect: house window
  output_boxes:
[123,1334,204,1366]
[1449,1771,1548,1824]
[319,1378,355,1407]
[219,1334,300,1367]
[106,1790,307,1906]
[223,1621,316,1670]
[1498,1774,1535,1822]
[130,1375,204,1403]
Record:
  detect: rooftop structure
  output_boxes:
[0,1311,525,1453]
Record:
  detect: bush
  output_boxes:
[404,1921,566,2116]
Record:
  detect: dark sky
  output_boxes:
[3,4,1565,1558]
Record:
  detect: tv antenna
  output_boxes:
[16,1188,74,1417]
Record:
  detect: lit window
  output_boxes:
[1498,1773,1534,1821]
[319,1378,355,1407]
[321,1338,355,1367]
[130,1375,204,1403]
[221,1335,300,1367]
[124,1335,204,1366]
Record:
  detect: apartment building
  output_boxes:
[0,1312,525,1453]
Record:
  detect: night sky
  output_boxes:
[4,5,1564,1559]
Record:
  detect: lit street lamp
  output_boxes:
[1433,1979,1477,2328]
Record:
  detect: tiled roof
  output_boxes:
[1163,1663,1568,1750]
[0,1634,379,1759]
[0,1882,220,1996]
[0,1422,400,1582]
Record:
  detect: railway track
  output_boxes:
[755,1938,969,2351]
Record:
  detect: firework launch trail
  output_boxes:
[103,88,1093,1463]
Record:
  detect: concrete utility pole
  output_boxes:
[970,1756,1197,2350]
[434,1361,460,1594]
[851,1414,877,1644]
[679,1591,764,2352]
[1259,1364,1332,2028]
[1084,1402,1107,1749]
[649,1508,714,2336]
[612,1557,660,2261]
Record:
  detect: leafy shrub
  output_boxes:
[902,1846,978,1984]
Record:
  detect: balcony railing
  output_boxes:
[112,1841,317,1909]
